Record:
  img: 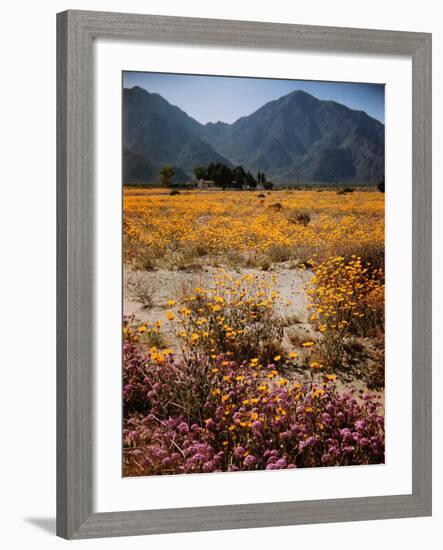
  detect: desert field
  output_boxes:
[123,188,385,476]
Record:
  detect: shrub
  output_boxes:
[167,272,284,365]
[123,316,167,350]
[337,187,354,195]
[306,256,384,367]
[125,271,156,308]
[288,211,311,226]
[266,244,291,264]
[123,339,385,476]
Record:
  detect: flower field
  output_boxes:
[123,188,384,270]
[123,188,385,476]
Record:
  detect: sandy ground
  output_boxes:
[124,264,383,401]
[124,264,314,349]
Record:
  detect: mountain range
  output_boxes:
[123,85,384,185]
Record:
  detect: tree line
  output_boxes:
[194,163,273,190]
[159,162,274,189]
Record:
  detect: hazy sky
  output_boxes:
[123,72,385,125]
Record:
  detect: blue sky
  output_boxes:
[123,72,385,124]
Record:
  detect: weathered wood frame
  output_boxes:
[57,10,432,539]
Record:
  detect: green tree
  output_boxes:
[245,171,257,189]
[234,166,246,189]
[160,164,175,187]
[206,162,234,188]
[194,165,207,181]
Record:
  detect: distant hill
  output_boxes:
[123,86,231,183]
[123,86,384,185]
[123,148,188,185]
[123,148,157,183]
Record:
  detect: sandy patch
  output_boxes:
[124,264,312,347]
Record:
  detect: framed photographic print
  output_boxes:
[57,10,432,539]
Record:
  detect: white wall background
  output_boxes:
[0,0,440,548]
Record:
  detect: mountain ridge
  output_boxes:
[123,86,384,185]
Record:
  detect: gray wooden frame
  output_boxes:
[57,9,432,539]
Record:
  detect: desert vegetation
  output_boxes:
[124,188,383,269]
[123,187,385,476]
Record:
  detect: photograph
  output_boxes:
[122,72,386,477]
[0,0,435,545]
